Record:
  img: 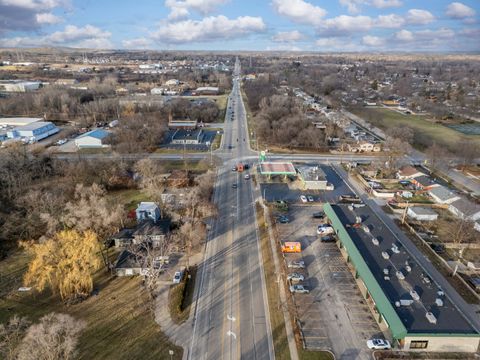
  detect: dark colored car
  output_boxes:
[312,212,325,219]
[244,164,250,170]
[276,215,290,224]
[430,243,445,254]
[232,183,237,189]
[320,235,335,242]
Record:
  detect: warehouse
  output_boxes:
[0,117,43,127]
[324,203,480,353]
[7,121,59,141]
[74,129,111,148]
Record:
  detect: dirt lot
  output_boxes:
[274,204,383,360]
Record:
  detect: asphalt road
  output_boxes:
[188,59,274,360]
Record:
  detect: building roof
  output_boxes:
[408,206,438,216]
[450,198,480,216]
[136,202,158,212]
[114,250,142,270]
[14,121,56,131]
[77,129,110,140]
[297,166,326,182]
[195,86,219,92]
[325,203,478,337]
[259,162,296,175]
[132,220,170,237]
[398,165,424,178]
[111,228,134,240]
[414,175,437,187]
[0,117,43,126]
[428,185,459,202]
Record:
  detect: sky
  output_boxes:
[0,0,479,52]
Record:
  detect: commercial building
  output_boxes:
[74,129,111,148]
[324,203,479,352]
[297,165,330,190]
[7,121,59,141]
[171,129,205,144]
[0,117,43,127]
[192,86,219,95]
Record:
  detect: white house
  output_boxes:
[135,202,161,223]
[397,165,425,180]
[407,207,439,221]
[428,185,460,205]
[7,121,59,142]
[74,129,111,148]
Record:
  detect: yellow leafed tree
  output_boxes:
[23,230,101,301]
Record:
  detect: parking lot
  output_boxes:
[275,204,382,360]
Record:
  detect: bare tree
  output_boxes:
[455,139,480,170]
[425,142,450,172]
[17,313,85,360]
[134,159,167,203]
[0,315,30,360]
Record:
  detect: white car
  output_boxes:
[307,195,314,202]
[244,174,250,180]
[173,271,183,284]
[317,225,334,235]
[300,195,308,203]
[367,339,391,350]
[289,285,309,294]
[287,273,305,282]
[288,260,305,269]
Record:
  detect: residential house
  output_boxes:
[114,250,144,276]
[411,175,438,190]
[428,185,460,205]
[448,198,480,221]
[397,166,425,180]
[347,141,381,153]
[136,202,161,223]
[132,220,170,248]
[111,229,134,248]
[407,207,439,221]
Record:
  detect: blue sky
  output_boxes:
[0,0,479,51]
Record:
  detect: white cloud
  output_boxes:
[122,37,152,49]
[0,0,68,10]
[165,0,228,20]
[323,15,374,32]
[0,24,112,49]
[406,9,435,25]
[272,30,303,42]
[362,35,385,46]
[371,0,402,8]
[151,15,265,43]
[315,37,360,51]
[35,12,63,24]
[376,14,405,28]
[339,0,364,15]
[272,0,327,26]
[395,29,413,41]
[446,2,475,19]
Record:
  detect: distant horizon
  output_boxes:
[0,1,479,52]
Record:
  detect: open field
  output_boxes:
[350,107,480,151]
[0,251,183,360]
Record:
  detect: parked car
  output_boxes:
[429,243,445,254]
[232,166,237,171]
[276,215,290,224]
[312,211,325,219]
[300,195,308,203]
[366,339,391,350]
[287,273,305,282]
[244,174,250,180]
[288,260,305,269]
[320,235,335,242]
[317,225,334,235]
[232,183,237,189]
[173,271,183,284]
[307,195,314,202]
[244,164,250,170]
[289,284,309,294]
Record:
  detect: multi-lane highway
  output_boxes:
[188,58,274,360]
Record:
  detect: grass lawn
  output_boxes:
[107,189,151,211]
[350,107,480,151]
[0,251,183,360]
[298,349,334,360]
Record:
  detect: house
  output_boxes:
[7,121,59,142]
[428,185,460,205]
[411,175,438,190]
[111,228,134,248]
[397,166,425,180]
[132,220,170,248]
[74,129,111,148]
[407,207,439,221]
[171,129,205,144]
[136,202,161,223]
[448,198,480,221]
[114,250,144,276]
